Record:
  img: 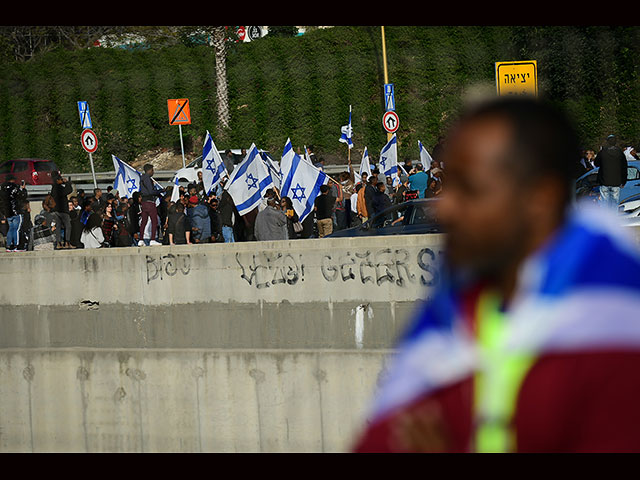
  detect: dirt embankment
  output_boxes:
[130,147,198,171]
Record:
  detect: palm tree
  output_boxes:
[212,26,230,139]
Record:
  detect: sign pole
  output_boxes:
[88,152,97,189]
[381,26,392,142]
[179,124,186,168]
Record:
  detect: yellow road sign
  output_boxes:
[495,61,537,96]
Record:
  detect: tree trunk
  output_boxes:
[213,27,230,138]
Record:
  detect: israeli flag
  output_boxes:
[170,176,181,203]
[202,131,228,196]
[262,151,282,191]
[280,138,329,222]
[339,105,354,149]
[354,146,372,184]
[112,155,142,199]
[379,134,399,187]
[225,143,273,216]
[418,140,433,171]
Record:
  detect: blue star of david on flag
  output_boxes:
[127,178,137,194]
[280,138,329,222]
[245,173,259,190]
[112,155,142,199]
[201,131,229,196]
[291,183,306,201]
[225,143,273,216]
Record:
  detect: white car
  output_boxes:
[171,149,271,185]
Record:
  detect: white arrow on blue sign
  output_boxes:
[384,83,395,111]
[77,101,92,129]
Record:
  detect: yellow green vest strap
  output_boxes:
[473,290,536,453]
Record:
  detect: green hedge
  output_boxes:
[0,26,639,173]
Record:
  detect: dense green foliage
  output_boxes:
[0,26,638,173]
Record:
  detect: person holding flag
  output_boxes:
[280,138,329,224]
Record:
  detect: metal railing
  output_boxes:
[25,164,356,201]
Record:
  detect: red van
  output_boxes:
[0,158,60,185]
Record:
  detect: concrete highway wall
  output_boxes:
[0,234,444,452]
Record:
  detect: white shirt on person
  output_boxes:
[80,227,104,249]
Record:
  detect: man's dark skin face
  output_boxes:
[436,115,565,304]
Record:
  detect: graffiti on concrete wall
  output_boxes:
[235,252,306,289]
[235,247,443,289]
[146,254,191,284]
[320,248,443,287]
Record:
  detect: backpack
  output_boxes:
[404,190,419,201]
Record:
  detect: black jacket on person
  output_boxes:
[364,184,377,219]
[208,206,223,241]
[0,181,27,218]
[51,181,73,214]
[167,211,188,244]
[219,190,236,227]
[140,173,162,202]
[314,194,335,220]
[372,189,392,216]
[595,146,628,187]
[126,203,141,236]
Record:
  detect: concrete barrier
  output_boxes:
[0,234,444,452]
[2,225,639,452]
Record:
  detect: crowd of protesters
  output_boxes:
[0,153,446,251]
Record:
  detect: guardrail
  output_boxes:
[26,164,356,201]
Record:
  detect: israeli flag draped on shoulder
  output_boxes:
[418,140,433,171]
[112,155,142,199]
[380,134,400,187]
[366,202,640,424]
[339,105,354,149]
[280,138,329,223]
[201,131,228,196]
[224,143,273,216]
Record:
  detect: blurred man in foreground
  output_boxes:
[353,96,640,453]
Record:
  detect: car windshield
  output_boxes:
[410,203,438,225]
[12,162,29,172]
[370,204,411,228]
[34,161,58,172]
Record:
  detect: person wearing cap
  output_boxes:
[595,134,628,209]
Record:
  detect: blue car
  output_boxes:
[575,160,640,205]
[327,198,442,238]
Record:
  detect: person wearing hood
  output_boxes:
[186,195,211,243]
